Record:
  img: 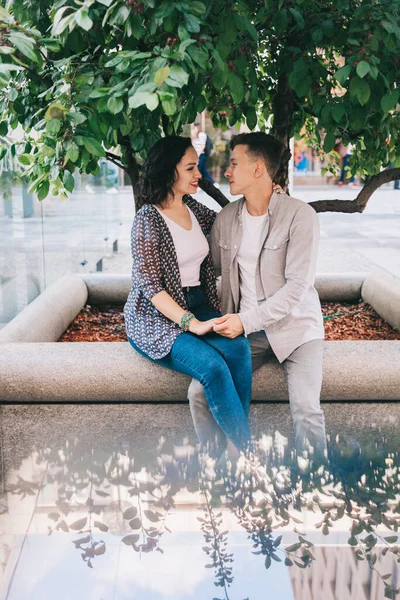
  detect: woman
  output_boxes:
[124,136,252,455]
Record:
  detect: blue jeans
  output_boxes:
[129,288,252,450]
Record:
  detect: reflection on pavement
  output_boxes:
[0,403,399,600]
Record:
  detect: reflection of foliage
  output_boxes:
[198,482,236,600]
[4,434,400,598]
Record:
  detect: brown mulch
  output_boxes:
[58,301,400,342]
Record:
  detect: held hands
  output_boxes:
[213,314,244,338]
[189,318,216,336]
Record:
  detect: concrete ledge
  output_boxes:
[0,341,399,402]
[0,275,88,343]
[80,272,367,305]
[316,273,367,303]
[362,272,400,331]
[80,273,132,305]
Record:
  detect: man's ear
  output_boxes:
[254,160,265,178]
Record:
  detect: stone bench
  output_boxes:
[0,272,399,403]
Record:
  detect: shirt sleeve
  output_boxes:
[132,211,164,301]
[239,204,320,335]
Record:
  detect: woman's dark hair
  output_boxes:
[137,136,192,208]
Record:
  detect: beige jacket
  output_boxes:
[210,192,324,363]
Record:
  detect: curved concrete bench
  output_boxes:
[0,341,399,402]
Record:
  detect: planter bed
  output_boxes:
[58,300,400,343]
[0,272,399,403]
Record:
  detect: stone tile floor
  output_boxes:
[0,402,399,599]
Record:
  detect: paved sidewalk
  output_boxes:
[103,183,400,279]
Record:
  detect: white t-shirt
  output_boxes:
[157,206,209,287]
[238,204,268,313]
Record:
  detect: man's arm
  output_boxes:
[215,205,320,338]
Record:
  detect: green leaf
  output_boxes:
[334,64,352,85]
[161,96,178,115]
[82,137,105,157]
[245,106,257,130]
[46,119,61,135]
[0,121,8,136]
[273,9,288,34]
[66,141,79,163]
[382,21,394,34]
[356,61,370,79]
[97,0,114,5]
[37,180,50,201]
[107,96,124,114]
[265,555,271,569]
[63,170,75,193]
[52,14,75,36]
[178,23,190,41]
[228,72,244,104]
[183,13,200,33]
[324,131,336,153]
[187,45,208,70]
[67,112,87,125]
[0,46,15,55]
[18,154,33,166]
[166,65,189,87]
[189,1,206,16]
[8,32,39,63]
[289,7,305,28]
[154,66,170,86]
[146,93,159,111]
[75,9,93,31]
[381,90,400,114]
[356,78,370,106]
[332,105,346,123]
[45,103,68,121]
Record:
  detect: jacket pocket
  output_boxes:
[262,237,289,273]
[218,239,231,271]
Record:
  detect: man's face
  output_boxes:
[224,144,258,196]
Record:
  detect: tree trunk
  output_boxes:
[272,74,294,191]
[125,149,141,211]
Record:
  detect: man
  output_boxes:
[188,132,326,453]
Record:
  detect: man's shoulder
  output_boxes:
[215,198,242,221]
[280,194,316,218]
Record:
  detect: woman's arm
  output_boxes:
[151,291,215,336]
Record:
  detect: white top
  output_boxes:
[192,131,207,156]
[157,206,209,287]
[237,203,268,313]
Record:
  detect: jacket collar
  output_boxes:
[236,191,281,220]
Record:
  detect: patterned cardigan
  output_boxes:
[124,195,221,359]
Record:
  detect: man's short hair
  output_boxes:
[230,132,283,180]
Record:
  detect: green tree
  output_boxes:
[0,0,399,212]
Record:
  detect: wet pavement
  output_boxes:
[0,402,399,600]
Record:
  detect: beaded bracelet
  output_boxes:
[180,311,195,332]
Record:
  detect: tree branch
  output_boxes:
[198,178,229,208]
[309,168,400,213]
[105,151,126,172]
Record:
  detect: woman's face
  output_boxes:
[171,146,202,197]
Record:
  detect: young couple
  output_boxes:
[124,132,326,459]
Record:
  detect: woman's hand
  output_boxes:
[189,318,216,336]
[272,183,286,194]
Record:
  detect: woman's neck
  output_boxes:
[160,193,184,210]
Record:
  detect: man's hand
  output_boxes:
[213,314,244,338]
